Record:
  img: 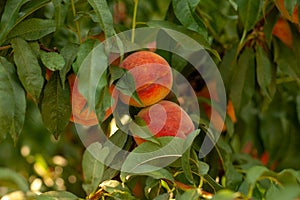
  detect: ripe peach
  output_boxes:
[133,100,195,145]
[117,51,173,107]
[272,17,293,48]
[68,74,118,126]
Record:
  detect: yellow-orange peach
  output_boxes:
[68,74,118,126]
[117,51,173,107]
[272,18,293,48]
[133,100,195,145]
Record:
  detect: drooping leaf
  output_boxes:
[41,72,71,139]
[172,0,208,39]
[59,43,79,87]
[0,57,26,142]
[40,51,65,71]
[0,167,29,192]
[230,47,255,112]
[36,191,78,200]
[72,39,98,74]
[17,0,51,25]
[0,0,30,45]
[52,0,68,28]
[77,43,108,111]
[236,0,262,31]
[8,18,56,41]
[121,168,174,183]
[121,130,199,174]
[11,38,44,102]
[82,142,110,195]
[87,0,115,38]
[256,45,274,100]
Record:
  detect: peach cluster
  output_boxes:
[115,51,195,144]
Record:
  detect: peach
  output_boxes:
[132,100,195,145]
[68,74,118,126]
[117,51,173,107]
[272,17,293,48]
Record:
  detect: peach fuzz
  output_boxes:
[117,51,173,107]
[133,100,195,145]
[68,74,118,126]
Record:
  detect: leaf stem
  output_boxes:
[0,45,11,51]
[131,0,139,43]
[70,0,82,44]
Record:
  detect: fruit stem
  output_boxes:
[131,0,139,43]
[70,0,82,44]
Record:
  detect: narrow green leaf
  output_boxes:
[87,0,115,38]
[41,72,71,139]
[0,57,26,142]
[274,39,300,82]
[237,0,261,31]
[17,0,51,25]
[0,168,29,192]
[59,43,79,87]
[37,191,78,200]
[230,48,255,112]
[181,147,194,183]
[77,43,108,110]
[52,0,68,28]
[11,38,44,102]
[0,0,30,45]
[72,39,98,74]
[177,189,200,200]
[82,142,110,194]
[8,18,56,41]
[40,51,65,71]
[172,0,208,39]
[256,45,273,99]
[0,68,13,140]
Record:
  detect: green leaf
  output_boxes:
[121,130,199,174]
[237,0,261,31]
[172,0,208,39]
[0,57,26,142]
[36,191,78,200]
[109,65,126,82]
[59,43,79,88]
[11,38,44,102]
[82,142,110,195]
[146,20,219,59]
[87,0,115,38]
[17,0,51,25]
[0,0,30,45]
[77,43,108,112]
[256,45,275,101]
[212,190,236,200]
[115,71,144,106]
[181,147,194,183]
[176,189,200,200]
[8,18,56,41]
[154,193,170,200]
[40,51,65,71]
[52,0,68,28]
[274,37,300,82]
[0,167,29,192]
[72,39,98,74]
[121,168,174,183]
[41,72,71,139]
[230,47,255,112]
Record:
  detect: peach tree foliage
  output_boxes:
[0,0,300,199]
